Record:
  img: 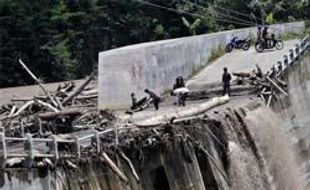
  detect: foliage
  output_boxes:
[208,46,225,63]
[0,0,309,87]
[266,12,274,24]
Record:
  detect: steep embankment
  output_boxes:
[273,52,310,188]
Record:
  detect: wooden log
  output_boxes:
[119,151,140,182]
[232,72,250,78]
[61,72,96,106]
[35,100,59,112]
[65,160,78,170]
[80,89,98,96]
[8,106,17,117]
[198,145,229,183]
[55,97,64,110]
[75,95,98,100]
[38,109,82,120]
[5,158,24,167]
[18,59,59,108]
[100,152,129,183]
[13,100,35,117]
[12,98,34,102]
[266,76,288,96]
[136,95,230,127]
[267,94,273,108]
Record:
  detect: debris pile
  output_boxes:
[0,59,110,139]
[233,64,288,107]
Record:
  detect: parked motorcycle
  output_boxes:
[255,34,284,53]
[225,37,251,53]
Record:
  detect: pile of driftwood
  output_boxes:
[0,59,110,138]
[233,64,288,107]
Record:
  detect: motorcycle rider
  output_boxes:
[262,26,269,47]
[270,33,276,47]
[257,26,262,41]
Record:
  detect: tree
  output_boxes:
[0,0,308,87]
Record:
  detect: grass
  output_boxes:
[208,45,226,63]
[280,29,310,41]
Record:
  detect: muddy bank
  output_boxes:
[1,101,304,190]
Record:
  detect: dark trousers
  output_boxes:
[222,84,230,96]
[153,98,160,110]
[178,93,187,107]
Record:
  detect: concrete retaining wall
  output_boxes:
[98,22,305,109]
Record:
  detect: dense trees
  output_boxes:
[0,0,309,87]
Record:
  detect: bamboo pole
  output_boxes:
[100,152,129,183]
[18,59,59,108]
[119,151,140,182]
[35,100,59,112]
[13,101,35,117]
[266,76,288,96]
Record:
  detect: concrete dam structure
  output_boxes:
[98,22,304,109]
[1,101,306,190]
[0,24,309,190]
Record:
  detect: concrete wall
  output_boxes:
[98,22,305,109]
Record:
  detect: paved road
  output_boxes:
[187,39,300,87]
[125,39,302,122]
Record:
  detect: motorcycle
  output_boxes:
[225,37,251,53]
[255,34,284,53]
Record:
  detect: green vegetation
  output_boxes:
[189,45,225,78]
[0,0,309,87]
[208,46,225,63]
[280,29,310,41]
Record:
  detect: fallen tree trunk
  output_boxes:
[136,95,230,127]
[38,109,82,120]
[61,72,96,106]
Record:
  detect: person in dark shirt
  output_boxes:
[262,26,269,48]
[222,67,232,96]
[144,89,160,110]
[173,76,185,90]
[257,26,262,41]
[262,26,268,40]
[130,93,137,110]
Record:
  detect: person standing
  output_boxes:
[222,67,232,96]
[130,93,138,110]
[173,76,185,90]
[257,26,262,41]
[144,89,161,110]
